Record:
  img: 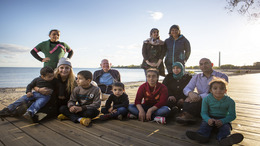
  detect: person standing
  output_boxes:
[141,28,166,77]
[164,25,190,74]
[30,29,74,69]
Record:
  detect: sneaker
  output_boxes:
[99,114,112,121]
[117,114,123,121]
[80,118,91,127]
[219,133,244,145]
[23,111,33,121]
[186,130,209,143]
[153,116,166,124]
[57,114,69,121]
[127,113,137,119]
[0,108,12,116]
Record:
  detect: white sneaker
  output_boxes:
[154,116,166,124]
[127,113,137,119]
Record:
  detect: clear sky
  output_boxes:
[0,0,259,68]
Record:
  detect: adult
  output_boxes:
[30,29,74,69]
[141,28,166,77]
[128,69,170,124]
[34,57,77,121]
[164,25,191,74]
[93,59,121,95]
[176,58,228,124]
[162,62,192,112]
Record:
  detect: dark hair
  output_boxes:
[150,28,159,36]
[146,68,159,78]
[169,24,180,35]
[49,29,60,35]
[77,70,93,80]
[40,66,54,76]
[112,82,125,90]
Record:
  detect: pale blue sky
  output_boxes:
[0,0,259,68]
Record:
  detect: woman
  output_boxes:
[30,29,74,69]
[141,28,166,77]
[162,62,192,112]
[128,68,170,124]
[164,25,191,74]
[34,57,76,121]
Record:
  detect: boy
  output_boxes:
[58,70,101,127]
[186,77,244,145]
[100,82,129,120]
[0,66,56,120]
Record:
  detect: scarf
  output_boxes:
[172,62,184,79]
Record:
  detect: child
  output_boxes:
[30,29,74,69]
[100,82,129,120]
[186,77,244,145]
[0,66,56,120]
[58,70,101,127]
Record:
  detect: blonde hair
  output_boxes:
[209,77,228,90]
[54,66,76,93]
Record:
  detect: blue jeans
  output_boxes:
[7,92,51,116]
[197,120,231,141]
[128,104,170,119]
[101,107,128,117]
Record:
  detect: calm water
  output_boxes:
[0,67,200,88]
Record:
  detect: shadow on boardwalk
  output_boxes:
[1,74,260,145]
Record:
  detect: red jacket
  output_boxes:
[135,82,168,108]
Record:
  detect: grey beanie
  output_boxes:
[57,57,72,67]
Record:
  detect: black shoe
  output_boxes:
[0,108,12,116]
[99,114,112,121]
[23,111,33,121]
[219,133,244,145]
[186,130,209,143]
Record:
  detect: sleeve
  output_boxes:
[159,43,166,59]
[113,94,129,109]
[93,71,98,83]
[82,88,101,110]
[142,43,149,61]
[154,85,168,108]
[200,93,209,99]
[30,49,43,62]
[67,88,78,108]
[105,95,113,109]
[63,43,73,59]
[201,97,211,122]
[115,70,121,82]
[184,39,191,62]
[26,78,39,93]
[220,99,236,124]
[183,74,197,96]
[135,85,145,105]
[67,50,73,58]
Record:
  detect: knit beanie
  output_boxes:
[57,57,72,67]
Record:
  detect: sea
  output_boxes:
[0,67,200,88]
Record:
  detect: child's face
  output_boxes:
[41,73,54,81]
[77,74,91,88]
[170,28,180,38]
[112,86,124,97]
[151,30,159,39]
[49,31,60,42]
[146,71,158,87]
[210,82,227,100]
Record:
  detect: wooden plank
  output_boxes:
[59,120,157,146]
[96,119,195,146]
[0,104,41,146]
[41,119,117,146]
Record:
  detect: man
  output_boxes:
[93,59,121,96]
[176,58,228,124]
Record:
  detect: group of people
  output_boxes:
[0,27,244,145]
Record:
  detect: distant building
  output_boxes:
[253,62,260,66]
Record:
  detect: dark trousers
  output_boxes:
[101,107,128,117]
[197,120,232,141]
[59,105,99,123]
[183,100,202,117]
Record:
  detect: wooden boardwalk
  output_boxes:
[1,73,260,146]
